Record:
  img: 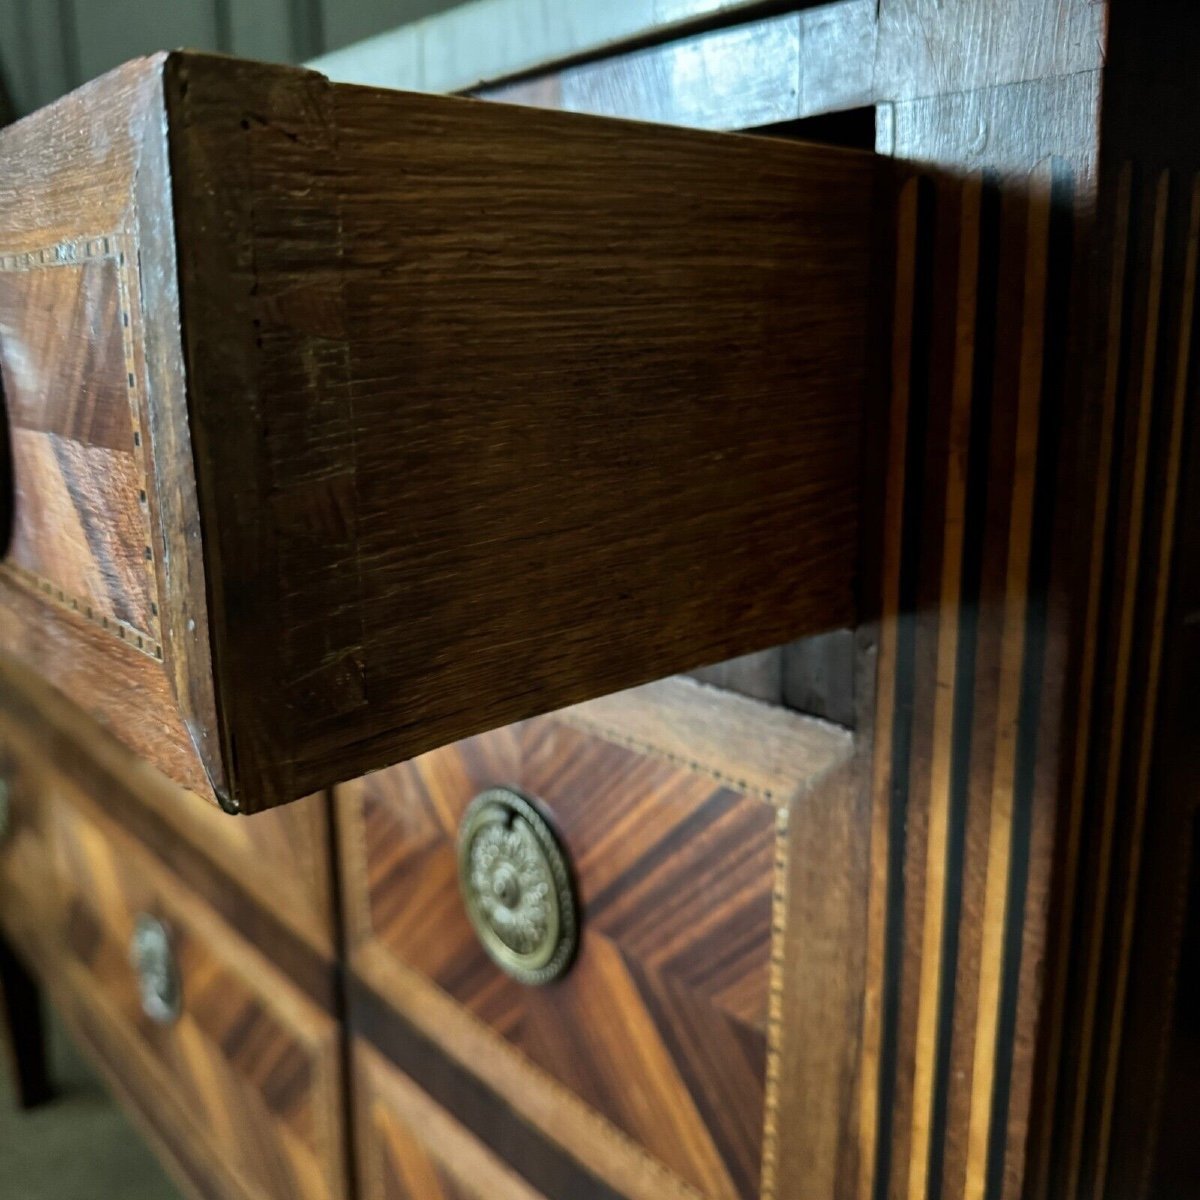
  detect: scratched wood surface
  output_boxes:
[339,677,852,1200]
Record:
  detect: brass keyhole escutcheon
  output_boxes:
[458,787,578,986]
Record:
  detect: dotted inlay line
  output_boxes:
[0,233,165,659]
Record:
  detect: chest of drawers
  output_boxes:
[3,4,1199,1200]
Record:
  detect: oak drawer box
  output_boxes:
[0,51,876,813]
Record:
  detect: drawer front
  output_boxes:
[341,677,850,1200]
[356,1039,551,1200]
[47,781,346,1200]
[0,725,54,970]
[0,656,336,971]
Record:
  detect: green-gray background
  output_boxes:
[0,0,463,118]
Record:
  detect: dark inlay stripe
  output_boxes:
[874,171,938,1200]
[350,978,631,1200]
[927,173,1003,1200]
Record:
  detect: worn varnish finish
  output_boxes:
[0,50,876,812]
[338,677,852,1200]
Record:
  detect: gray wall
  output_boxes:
[0,0,462,117]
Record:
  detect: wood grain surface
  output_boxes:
[48,779,347,1200]
[7,10,1194,1200]
[0,656,338,978]
[1,50,877,812]
[160,52,877,810]
[356,1040,551,1200]
[0,55,223,800]
[0,713,57,977]
[1027,9,1200,1193]
[485,4,877,132]
[340,678,853,1200]
[853,154,1090,1200]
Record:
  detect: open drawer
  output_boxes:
[0,52,876,812]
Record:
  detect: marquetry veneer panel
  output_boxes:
[356,1040,552,1200]
[0,724,55,978]
[0,655,337,970]
[0,240,161,647]
[340,676,852,1200]
[47,781,346,1200]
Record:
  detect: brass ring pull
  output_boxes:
[458,787,578,986]
[130,913,181,1024]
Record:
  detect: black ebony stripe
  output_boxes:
[985,159,1077,1200]
[350,978,631,1200]
[874,172,938,1200]
[928,173,1004,1200]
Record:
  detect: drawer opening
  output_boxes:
[751,106,878,151]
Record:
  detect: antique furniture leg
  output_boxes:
[0,931,51,1108]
